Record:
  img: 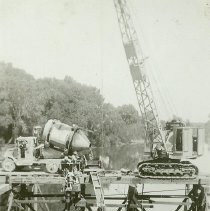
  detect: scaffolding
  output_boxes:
[0,169,210,211]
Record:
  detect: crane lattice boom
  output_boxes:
[113,0,164,156]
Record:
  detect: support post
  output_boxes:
[188,183,207,211]
[127,185,145,211]
[33,184,38,211]
[204,186,209,211]
[90,172,105,210]
[37,184,50,211]
[7,192,14,211]
[184,184,190,211]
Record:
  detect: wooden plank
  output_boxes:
[143,201,191,206]
[9,175,65,185]
[0,175,7,184]
[102,203,153,208]
[0,172,65,185]
[86,203,153,208]
[14,199,61,203]
[1,170,210,187]
[90,172,105,209]
[0,171,50,176]
[1,170,210,185]
[0,171,89,185]
[99,174,210,185]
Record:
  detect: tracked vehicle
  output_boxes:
[114,0,204,179]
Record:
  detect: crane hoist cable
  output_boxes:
[128,0,177,120]
[99,0,106,150]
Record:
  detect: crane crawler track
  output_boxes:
[137,159,198,179]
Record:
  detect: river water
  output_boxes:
[93,142,144,171]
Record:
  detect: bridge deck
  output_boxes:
[0,170,210,186]
[99,173,210,185]
[0,170,210,210]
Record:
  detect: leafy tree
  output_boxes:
[117,104,139,124]
[0,62,144,146]
[117,104,144,141]
[0,63,39,141]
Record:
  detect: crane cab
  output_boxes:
[169,127,205,159]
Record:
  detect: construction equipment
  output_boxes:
[2,120,91,173]
[42,119,91,154]
[1,136,63,173]
[113,0,204,179]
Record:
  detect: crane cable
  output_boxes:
[127,0,171,119]
[100,0,105,149]
[128,0,173,118]
[128,0,179,120]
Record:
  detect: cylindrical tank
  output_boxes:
[42,119,60,141]
[42,119,91,153]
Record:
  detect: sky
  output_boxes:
[0,0,210,122]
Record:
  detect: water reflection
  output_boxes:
[93,142,144,170]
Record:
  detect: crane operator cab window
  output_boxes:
[193,129,198,152]
[175,129,183,151]
[174,127,193,157]
[173,127,204,158]
[193,128,205,156]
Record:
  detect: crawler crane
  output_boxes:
[114,0,204,179]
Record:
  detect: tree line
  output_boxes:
[0,62,144,146]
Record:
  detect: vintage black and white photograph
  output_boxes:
[0,0,210,210]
